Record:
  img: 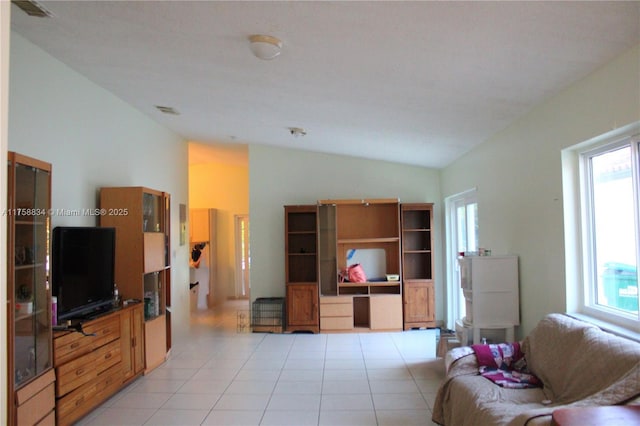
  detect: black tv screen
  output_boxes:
[52,226,116,321]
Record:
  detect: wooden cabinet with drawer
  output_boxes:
[14,369,56,426]
[54,313,120,366]
[57,338,121,394]
[53,304,143,426]
[56,363,122,425]
[320,296,353,330]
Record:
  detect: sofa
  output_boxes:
[432,313,640,425]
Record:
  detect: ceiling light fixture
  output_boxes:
[249,35,282,60]
[289,127,307,137]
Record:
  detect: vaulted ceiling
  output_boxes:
[10,1,640,168]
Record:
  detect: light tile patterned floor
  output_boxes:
[78,301,444,426]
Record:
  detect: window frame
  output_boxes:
[577,132,640,331]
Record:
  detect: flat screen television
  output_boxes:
[51,226,116,322]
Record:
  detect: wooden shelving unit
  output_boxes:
[287,199,437,333]
[284,205,319,333]
[7,152,55,426]
[318,199,403,332]
[100,186,171,372]
[401,203,435,329]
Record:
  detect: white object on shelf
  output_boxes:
[190,266,210,310]
[458,255,519,344]
[16,301,33,315]
[189,283,198,312]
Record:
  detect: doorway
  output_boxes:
[187,141,249,323]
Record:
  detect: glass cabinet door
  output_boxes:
[141,190,169,322]
[143,271,162,320]
[318,204,337,296]
[8,156,52,390]
[143,192,162,232]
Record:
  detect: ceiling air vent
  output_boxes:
[12,0,53,18]
[155,106,180,115]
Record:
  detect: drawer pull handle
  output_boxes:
[75,368,84,376]
[104,353,112,359]
[75,396,84,406]
[70,342,80,349]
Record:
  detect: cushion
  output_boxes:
[443,375,546,426]
[523,313,640,403]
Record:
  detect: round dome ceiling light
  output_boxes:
[249,34,282,60]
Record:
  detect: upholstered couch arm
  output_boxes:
[432,347,480,425]
[444,346,477,376]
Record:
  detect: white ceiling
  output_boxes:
[10,1,640,168]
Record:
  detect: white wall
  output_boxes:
[8,33,191,338]
[248,145,444,321]
[441,44,640,337]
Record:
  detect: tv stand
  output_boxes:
[53,303,144,425]
[52,322,95,337]
[63,303,117,323]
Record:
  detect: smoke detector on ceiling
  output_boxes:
[289,127,307,137]
[155,105,180,115]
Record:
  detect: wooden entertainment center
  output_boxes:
[6,153,171,425]
[53,303,144,426]
[285,199,435,333]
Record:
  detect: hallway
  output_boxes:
[77,301,443,425]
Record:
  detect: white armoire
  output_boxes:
[457,255,519,344]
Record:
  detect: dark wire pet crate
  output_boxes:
[251,297,285,333]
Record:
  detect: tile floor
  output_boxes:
[78,301,444,426]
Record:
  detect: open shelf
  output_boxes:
[338,237,400,244]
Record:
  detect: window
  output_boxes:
[579,134,639,329]
[456,201,478,256]
[445,189,478,329]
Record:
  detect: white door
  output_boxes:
[445,189,478,329]
[234,215,250,298]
